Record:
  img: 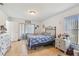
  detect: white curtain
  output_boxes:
[25,24,35,34]
[64,15,78,44]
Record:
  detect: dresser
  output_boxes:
[55,38,71,52]
[0,33,11,56]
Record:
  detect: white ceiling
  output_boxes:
[0,3,78,21]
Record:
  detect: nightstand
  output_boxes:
[55,38,71,52]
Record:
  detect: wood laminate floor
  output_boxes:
[28,47,66,56]
[6,40,27,56]
[6,40,66,56]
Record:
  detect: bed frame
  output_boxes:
[28,26,56,50]
[45,26,56,38]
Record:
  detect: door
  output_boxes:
[6,21,19,41]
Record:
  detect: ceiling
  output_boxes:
[0,3,78,21]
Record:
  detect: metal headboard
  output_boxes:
[45,26,56,38]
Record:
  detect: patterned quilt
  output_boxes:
[27,34,55,48]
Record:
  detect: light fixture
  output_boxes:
[28,9,38,15]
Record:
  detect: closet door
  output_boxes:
[6,21,19,41]
[64,16,78,44]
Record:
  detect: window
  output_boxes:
[25,24,35,34]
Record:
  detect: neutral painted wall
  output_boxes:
[6,17,41,41]
[42,5,79,37]
[0,10,7,26]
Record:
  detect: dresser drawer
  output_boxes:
[56,44,61,49]
[55,39,60,44]
[55,38,68,52]
[60,44,66,52]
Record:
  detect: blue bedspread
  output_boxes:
[27,34,55,48]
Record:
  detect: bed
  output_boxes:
[27,26,56,49]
